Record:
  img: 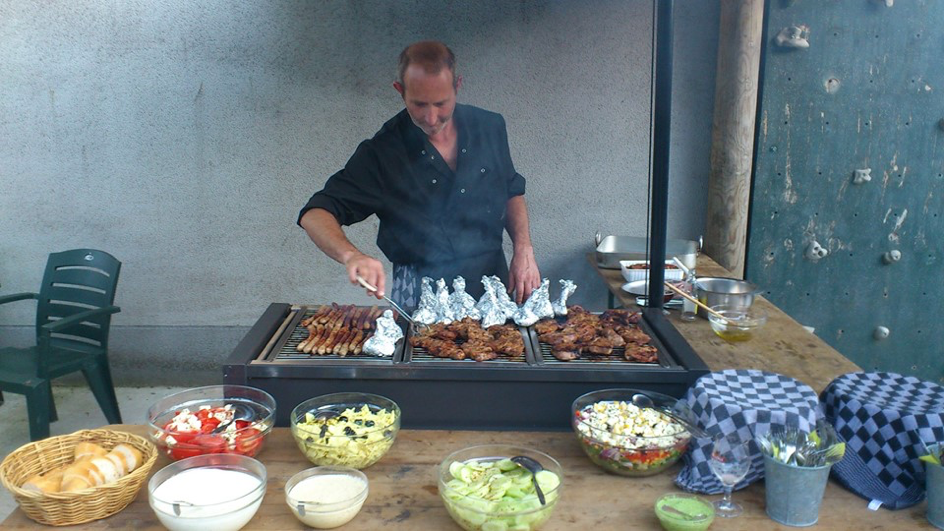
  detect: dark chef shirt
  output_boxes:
[297,104,526,294]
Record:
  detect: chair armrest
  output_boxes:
[40,305,121,333]
[0,292,39,306]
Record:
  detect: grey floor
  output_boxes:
[0,385,187,520]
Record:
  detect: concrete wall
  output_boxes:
[0,0,720,385]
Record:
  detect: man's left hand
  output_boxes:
[508,246,541,304]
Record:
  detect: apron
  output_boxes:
[390,250,508,312]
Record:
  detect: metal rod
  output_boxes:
[648,0,674,309]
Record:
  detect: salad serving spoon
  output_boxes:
[511,455,546,505]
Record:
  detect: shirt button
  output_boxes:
[461,148,467,154]
[460,188,466,193]
[480,168,486,173]
[432,179,437,184]
[430,155,435,160]
[421,150,426,155]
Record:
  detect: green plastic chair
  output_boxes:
[0,249,123,440]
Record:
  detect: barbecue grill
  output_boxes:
[224,303,709,430]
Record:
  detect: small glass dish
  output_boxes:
[654,493,715,531]
[707,305,768,342]
[285,466,369,529]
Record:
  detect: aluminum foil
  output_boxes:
[412,277,438,325]
[363,309,403,357]
[449,276,481,321]
[434,278,455,324]
[552,279,577,316]
[514,278,554,326]
[489,275,520,319]
[476,276,507,328]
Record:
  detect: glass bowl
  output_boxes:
[572,388,692,477]
[290,392,400,469]
[147,385,276,461]
[148,453,267,531]
[285,466,369,529]
[707,305,768,341]
[438,444,563,531]
[654,493,715,531]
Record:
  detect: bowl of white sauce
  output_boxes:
[285,466,369,529]
[148,453,266,531]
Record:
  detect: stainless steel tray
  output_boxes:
[594,234,699,270]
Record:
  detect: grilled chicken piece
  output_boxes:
[625,344,658,363]
[462,342,498,362]
[617,327,651,345]
[551,349,580,361]
[534,319,561,335]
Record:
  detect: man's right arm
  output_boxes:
[299,208,387,298]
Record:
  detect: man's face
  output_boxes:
[394,64,460,137]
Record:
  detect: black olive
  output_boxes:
[383,430,392,438]
[354,419,363,425]
[344,426,356,436]
[365,420,375,427]
[338,416,349,422]
[306,436,314,443]
[320,425,329,438]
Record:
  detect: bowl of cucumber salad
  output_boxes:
[438,445,563,531]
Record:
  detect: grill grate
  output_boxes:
[273,306,383,361]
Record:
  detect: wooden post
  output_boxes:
[705,0,765,278]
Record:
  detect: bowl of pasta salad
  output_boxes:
[290,392,400,470]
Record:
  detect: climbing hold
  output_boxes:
[775,25,810,49]
[883,250,901,264]
[874,326,890,340]
[853,168,872,184]
[826,78,841,94]
[805,240,828,261]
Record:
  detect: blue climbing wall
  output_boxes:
[747,0,944,383]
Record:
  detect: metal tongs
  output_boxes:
[355,275,429,333]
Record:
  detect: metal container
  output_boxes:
[763,455,831,527]
[594,234,699,270]
[694,277,760,318]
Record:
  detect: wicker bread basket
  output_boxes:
[0,429,158,526]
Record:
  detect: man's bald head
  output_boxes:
[397,41,458,90]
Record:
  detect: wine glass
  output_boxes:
[708,435,751,517]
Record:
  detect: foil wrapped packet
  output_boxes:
[476,276,507,328]
[552,279,577,316]
[434,278,455,324]
[362,309,403,357]
[448,276,481,321]
[514,278,554,327]
[412,277,438,325]
[489,275,520,319]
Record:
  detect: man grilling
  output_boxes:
[298,41,541,309]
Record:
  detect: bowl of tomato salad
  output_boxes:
[571,388,692,477]
[147,385,276,461]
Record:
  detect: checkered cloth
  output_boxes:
[675,369,820,494]
[821,372,944,509]
[390,263,419,311]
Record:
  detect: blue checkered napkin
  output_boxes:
[822,372,944,510]
[675,369,820,494]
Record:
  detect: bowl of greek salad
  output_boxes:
[438,444,562,531]
[290,392,400,470]
[147,385,276,461]
[572,388,691,476]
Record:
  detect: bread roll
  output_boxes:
[60,443,143,492]
[74,442,108,461]
[21,466,66,494]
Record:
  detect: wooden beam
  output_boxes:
[705,0,765,278]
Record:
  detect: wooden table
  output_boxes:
[2,424,936,529]
[588,253,860,393]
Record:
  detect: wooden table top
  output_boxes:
[2,424,935,529]
[588,253,860,394]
